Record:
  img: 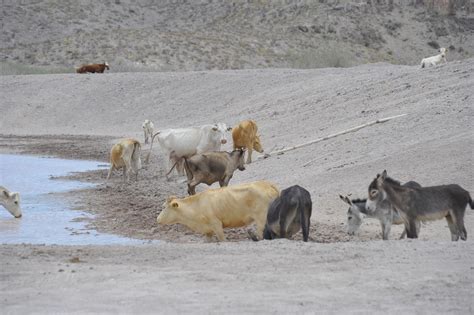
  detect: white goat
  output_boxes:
[420,47,447,68]
[142,120,154,145]
[1,186,22,218]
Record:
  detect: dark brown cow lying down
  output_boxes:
[76,62,110,74]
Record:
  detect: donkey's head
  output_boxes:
[366,170,391,212]
[339,195,364,235]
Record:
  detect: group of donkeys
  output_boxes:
[341,171,473,241]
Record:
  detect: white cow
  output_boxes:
[420,47,447,68]
[146,123,232,176]
[1,186,22,218]
[142,119,154,144]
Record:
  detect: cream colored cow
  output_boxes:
[106,138,142,183]
[157,181,279,241]
[1,186,22,218]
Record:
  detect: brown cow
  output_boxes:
[157,181,280,241]
[182,149,246,195]
[106,138,141,183]
[76,62,110,74]
[232,120,263,164]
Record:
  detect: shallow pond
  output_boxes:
[0,154,146,245]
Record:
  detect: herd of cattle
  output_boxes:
[2,49,472,242]
[97,117,473,243]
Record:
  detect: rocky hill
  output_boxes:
[1,0,473,72]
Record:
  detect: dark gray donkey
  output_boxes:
[340,181,421,240]
[250,185,312,242]
[367,170,473,241]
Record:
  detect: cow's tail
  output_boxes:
[131,141,141,170]
[165,158,179,177]
[469,193,473,210]
[183,157,193,182]
[420,60,425,69]
[145,131,161,164]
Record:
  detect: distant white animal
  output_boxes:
[0,186,22,218]
[142,119,154,144]
[106,138,142,183]
[145,123,232,176]
[420,47,447,68]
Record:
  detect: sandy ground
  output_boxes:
[1,60,473,313]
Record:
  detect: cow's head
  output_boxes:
[231,149,246,171]
[157,196,182,225]
[253,135,264,153]
[104,62,110,70]
[210,123,231,145]
[1,190,22,218]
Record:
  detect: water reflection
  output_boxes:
[0,154,147,245]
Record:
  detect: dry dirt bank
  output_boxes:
[1,240,473,314]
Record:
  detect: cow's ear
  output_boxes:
[227,127,232,131]
[171,202,179,208]
[212,127,218,131]
[2,190,9,198]
[167,195,177,203]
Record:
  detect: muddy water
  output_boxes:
[0,154,146,245]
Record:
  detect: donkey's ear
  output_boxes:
[2,190,9,198]
[381,170,387,179]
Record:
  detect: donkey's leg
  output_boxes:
[406,217,418,238]
[399,228,407,239]
[446,214,459,241]
[381,218,392,240]
[453,210,467,241]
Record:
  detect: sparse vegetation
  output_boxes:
[0,61,74,75]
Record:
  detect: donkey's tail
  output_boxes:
[469,194,473,209]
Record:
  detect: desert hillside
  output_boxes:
[1,0,473,72]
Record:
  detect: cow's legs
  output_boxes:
[144,131,148,144]
[210,221,226,241]
[220,175,232,187]
[122,167,128,183]
[106,165,115,182]
[246,147,253,164]
[451,209,467,241]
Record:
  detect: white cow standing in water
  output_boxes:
[1,186,22,218]
[146,123,232,177]
[142,119,154,145]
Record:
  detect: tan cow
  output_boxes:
[106,139,142,183]
[232,120,263,164]
[157,181,280,241]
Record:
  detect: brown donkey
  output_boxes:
[366,170,473,241]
